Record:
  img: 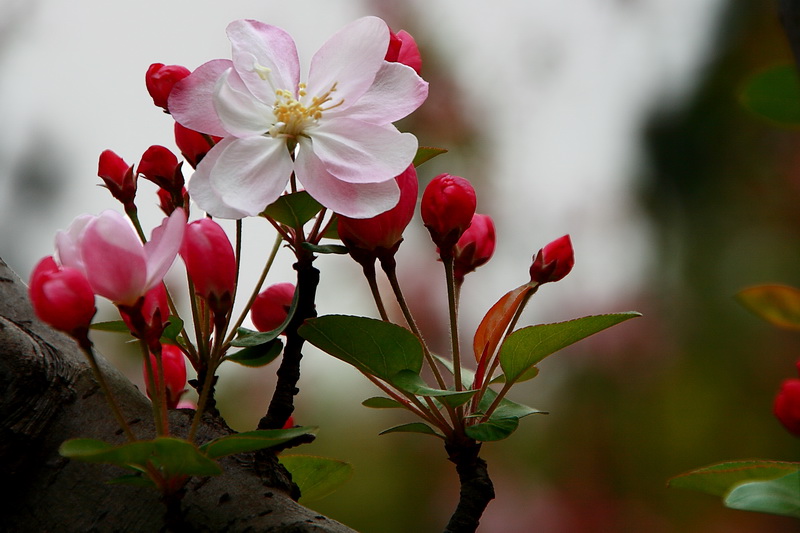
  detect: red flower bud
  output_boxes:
[775,378,800,436]
[98,150,137,208]
[157,186,189,216]
[180,219,236,316]
[145,63,191,112]
[338,165,418,264]
[143,344,187,409]
[386,30,422,75]
[421,174,477,255]
[137,145,184,195]
[120,283,169,338]
[453,214,496,282]
[29,256,96,336]
[174,123,220,169]
[251,283,295,333]
[529,235,574,285]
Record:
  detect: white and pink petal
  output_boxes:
[309,118,417,184]
[228,19,300,103]
[306,17,389,113]
[295,140,400,218]
[169,59,233,138]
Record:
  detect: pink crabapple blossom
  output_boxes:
[55,209,186,306]
[251,282,295,333]
[169,17,428,219]
[143,344,188,409]
[29,256,96,336]
[529,234,575,285]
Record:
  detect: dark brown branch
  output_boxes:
[443,439,495,533]
[0,257,352,532]
[259,258,319,431]
[779,0,800,72]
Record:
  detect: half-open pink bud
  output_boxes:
[421,174,477,255]
[56,209,186,306]
[180,219,236,315]
[143,344,187,409]
[146,63,191,112]
[775,378,800,437]
[98,150,137,208]
[529,235,574,285]
[338,165,418,264]
[453,214,496,282]
[251,283,295,333]
[29,256,96,336]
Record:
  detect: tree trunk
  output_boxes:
[0,257,354,532]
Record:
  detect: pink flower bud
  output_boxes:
[29,256,96,336]
[421,174,477,254]
[251,283,295,333]
[145,63,191,112]
[180,219,236,315]
[386,30,422,75]
[174,123,220,169]
[144,344,187,409]
[529,235,574,285]
[775,378,800,436]
[453,214,496,282]
[338,165,418,263]
[98,150,137,208]
[137,145,184,195]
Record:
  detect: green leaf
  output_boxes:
[161,316,184,343]
[413,146,448,167]
[300,243,349,255]
[279,455,354,503]
[736,285,800,330]
[263,191,323,228]
[499,312,641,384]
[232,285,299,347]
[90,320,131,333]
[378,422,443,438]
[107,474,156,488]
[299,315,424,381]
[669,460,800,497]
[200,426,318,460]
[390,369,478,408]
[226,339,283,367]
[725,471,800,518]
[322,216,339,239]
[362,397,406,409]
[465,417,519,442]
[59,437,222,477]
[739,64,800,126]
[149,438,222,477]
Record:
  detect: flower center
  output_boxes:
[270,82,342,139]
